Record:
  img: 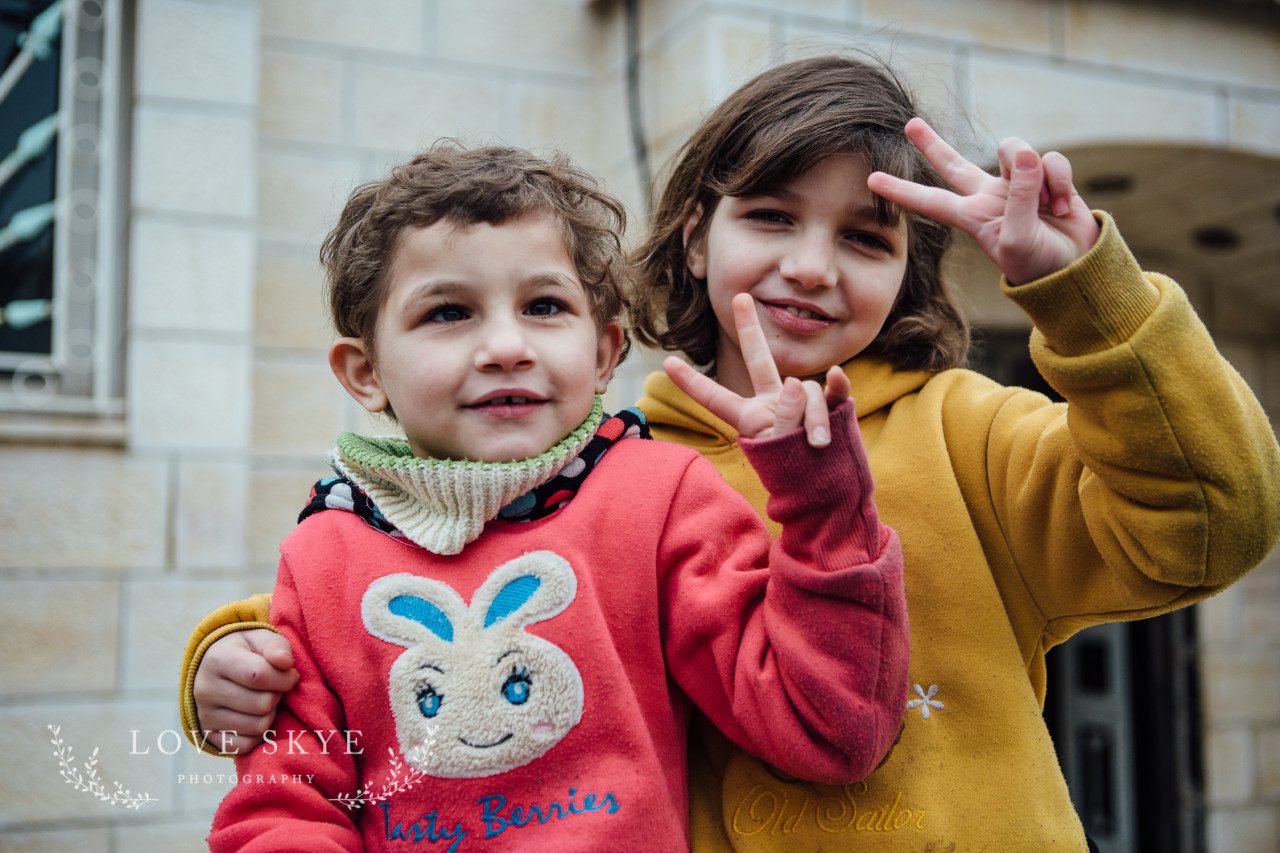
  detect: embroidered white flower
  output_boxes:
[906,683,944,719]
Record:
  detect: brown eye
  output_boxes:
[525,299,565,317]
[746,209,790,225]
[847,232,891,252]
[426,305,468,323]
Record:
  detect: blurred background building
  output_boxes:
[0,0,1277,850]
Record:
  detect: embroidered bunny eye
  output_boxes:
[501,668,532,705]
[417,686,443,718]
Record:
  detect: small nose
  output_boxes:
[475,316,536,372]
[779,232,838,289]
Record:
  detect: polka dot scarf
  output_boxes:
[299,407,650,544]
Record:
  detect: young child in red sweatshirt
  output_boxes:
[207,143,908,851]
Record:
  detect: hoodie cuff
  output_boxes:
[739,402,882,566]
[179,593,276,757]
[1000,211,1161,357]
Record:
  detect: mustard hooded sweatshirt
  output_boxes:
[637,215,1280,851]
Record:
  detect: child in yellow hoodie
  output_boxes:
[181,56,1280,850]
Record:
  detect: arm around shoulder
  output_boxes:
[208,565,361,850]
[179,593,276,753]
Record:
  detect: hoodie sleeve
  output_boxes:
[969,212,1280,644]
[657,402,909,785]
[208,559,362,852]
[179,594,276,754]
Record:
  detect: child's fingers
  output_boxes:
[996,136,1034,179]
[663,356,746,429]
[244,629,295,674]
[201,675,286,718]
[774,377,806,437]
[999,146,1045,255]
[801,380,831,447]
[903,117,987,195]
[228,631,298,692]
[202,707,276,743]
[1041,151,1076,217]
[867,171,966,230]
[197,706,272,753]
[731,294,783,397]
[823,365,851,408]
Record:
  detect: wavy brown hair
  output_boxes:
[632,55,968,372]
[322,143,632,365]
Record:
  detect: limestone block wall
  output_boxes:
[0,0,608,849]
[0,0,1276,850]
[1,0,264,848]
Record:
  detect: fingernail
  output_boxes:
[1054,198,1069,216]
[811,426,829,446]
[1015,150,1038,172]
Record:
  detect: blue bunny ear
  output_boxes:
[389,595,453,643]
[484,575,541,628]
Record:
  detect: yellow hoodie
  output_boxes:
[180,216,1280,848]
[637,215,1280,850]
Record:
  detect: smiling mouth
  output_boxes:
[762,301,834,322]
[759,301,837,334]
[470,396,546,407]
[459,733,514,749]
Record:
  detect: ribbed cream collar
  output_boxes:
[330,398,604,556]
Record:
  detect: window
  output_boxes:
[0,0,127,417]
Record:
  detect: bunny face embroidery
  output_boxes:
[362,551,584,778]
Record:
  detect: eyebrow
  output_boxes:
[749,188,882,223]
[399,279,470,309]
[402,272,579,304]
[519,272,583,295]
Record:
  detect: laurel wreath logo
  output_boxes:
[329,734,437,811]
[47,724,159,810]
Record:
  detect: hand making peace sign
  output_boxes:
[663,294,851,447]
[867,118,1101,285]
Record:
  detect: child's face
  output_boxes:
[332,213,623,462]
[687,154,909,396]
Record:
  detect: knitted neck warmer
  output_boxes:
[330,398,604,556]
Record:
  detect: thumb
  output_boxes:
[244,629,294,671]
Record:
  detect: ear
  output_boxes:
[330,336,388,414]
[594,321,625,395]
[471,551,577,632]
[682,204,707,279]
[363,574,467,649]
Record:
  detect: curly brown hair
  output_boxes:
[632,55,968,372]
[321,142,632,364]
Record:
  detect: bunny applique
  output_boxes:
[361,551,584,778]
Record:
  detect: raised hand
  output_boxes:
[664,294,850,446]
[867,118,1100,285]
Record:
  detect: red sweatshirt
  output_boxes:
[210,404,908,851]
